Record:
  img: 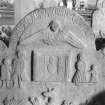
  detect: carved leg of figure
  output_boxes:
[6,80,14,88]
[18,76,21,88]
[13,75,19,88]
[13,75,21,88]
[6,80,9,88]
[2,80,6,88]
[0,80,3,88]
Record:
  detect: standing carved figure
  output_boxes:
[0,40,7,88]
[87,65,97,83]
[11,58,22,88]
[0,59,10,88]
[4,56,14,88]
[0,55,14,88]
[11,50,24,88]
[72,53,86,85]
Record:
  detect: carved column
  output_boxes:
[23,49,32,82]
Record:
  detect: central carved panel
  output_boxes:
[23,48,71,82]
[36,54,68,82]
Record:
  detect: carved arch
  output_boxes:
[9,7,95,54]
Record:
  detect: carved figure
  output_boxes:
[72,53,86,85]
[87,65,97,83]
[0,59,10,88]
[11,58,22,88]
[17,50,25,81]
[4,57,14,88]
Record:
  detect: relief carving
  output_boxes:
[0,58,12,88]
[11,58,23,88]
[40,87,60,105]
[72,53,87,85]
[87,64,97,83]
[36,54,68,82]
[72,53,98,85]
[0,6,102,105]
[0,40,13,88]
[3,97,17,105]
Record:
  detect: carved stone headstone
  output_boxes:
[0,6,104,105]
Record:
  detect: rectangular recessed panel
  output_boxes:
[34,53,70,82]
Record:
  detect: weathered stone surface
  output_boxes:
[0,6,105,105]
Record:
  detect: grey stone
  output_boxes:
[0,7,104,105]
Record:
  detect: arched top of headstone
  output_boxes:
[10,7,95,53]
